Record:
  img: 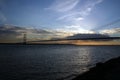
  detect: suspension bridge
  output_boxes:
[23,19,120,44]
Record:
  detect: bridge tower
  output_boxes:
[23,33,27,44]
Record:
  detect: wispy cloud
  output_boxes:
[55,25,95,34]
[46,0,79,12]
[100,28,120,34]
[47,0,104,20]
[46,0,104,32]
[0,0,7,23]
[0,12,7,22]
[79,0,103,16]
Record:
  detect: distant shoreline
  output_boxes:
[0,43,120,46]
[0,41,120,46]
[0,43,73,45]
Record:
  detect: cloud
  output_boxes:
[65,33,110,40]
[46,0,104,32]
[46,0,79,12]
[0,24,75,42]
[75,17,84,21]
[0,24,25,38]
[0,0,7,23]
[100,28,120,34]
[79,0,103,16]
[0,12,7,22]
[0,25,23,42]
[52,0,104,21]
[55,25,95,35]
[0,24,54,42]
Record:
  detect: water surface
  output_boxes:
[0,45,120,80]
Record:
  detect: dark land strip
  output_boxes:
[73,56,120,80]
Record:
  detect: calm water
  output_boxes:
[0,45,120,80]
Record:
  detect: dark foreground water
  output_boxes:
[0,45,120,80]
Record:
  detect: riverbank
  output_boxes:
[73,56,120,80]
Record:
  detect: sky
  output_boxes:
[0,0,120,42]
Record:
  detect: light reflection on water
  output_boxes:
[0,45,120,80]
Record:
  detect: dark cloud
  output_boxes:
[0,29,20,36]
[0,25,20,33]
[65,33,110,40]
[30,29,51,34]
[0,24,53,42]
[0,24,52,34]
